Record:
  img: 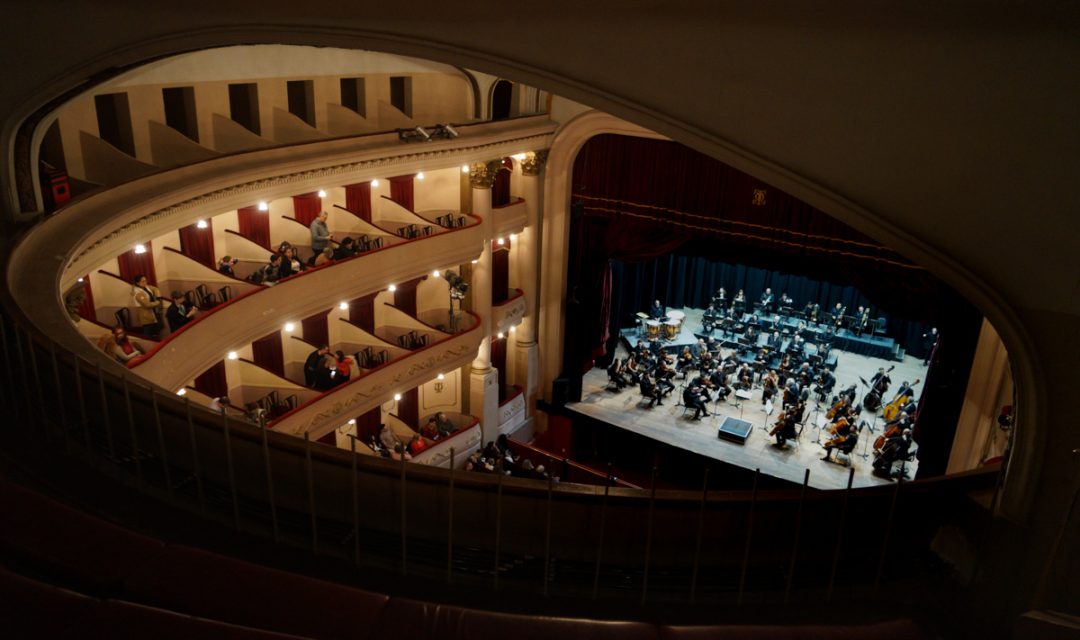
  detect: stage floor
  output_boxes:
[570,308,927,490]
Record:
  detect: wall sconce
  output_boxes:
[317,189,327,198]
[196,219,208,229]
[133,244,147,254]
[257,201,268,211]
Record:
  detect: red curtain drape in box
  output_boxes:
[194,360,228,399]
[251,331,284,378]
[492,239,510,304]
[393,278,422,317]
[397,387,419,429]
[76,277,95,322]
[178,220,215,269]
[238,205,271,250]
[344,182,373,221]
[388,175,415,211]
[117,242,157,285]
[349,293,377,333]
[491,336,508,403]
[301,309,330,348]
[355,406,382,444]
[317,431,336,445]
[492,158,513,207]
[293,192,323,226]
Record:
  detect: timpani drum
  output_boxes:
[667,310,685,322]
[664,320,680,340]
[646,320,661,340]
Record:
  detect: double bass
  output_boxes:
[882,379,920,422]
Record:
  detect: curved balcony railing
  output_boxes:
[412,413,483,468]
[492,197,527,238]
[492,288,527,335]
[127,221,483,390]
[268,311,483,439]
[497,385,526,435]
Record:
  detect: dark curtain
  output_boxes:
[293,192,322,226]
[344,182,373,221]
[398,387,419,428]
[76,277,95,322]
[393,277,422,317]
[237,205,270,250]
[349,293,377,333]
[492,159,513,207]
[301,309,330,347]
[251,331,284,378]
[317,431,336,445]
[194,360,227,398]
[388,175,415,211]
[117,243,157,285]
[491,336,508,402]
[178,220,214,269]
[492,241,510,304]
[355,406,382,443]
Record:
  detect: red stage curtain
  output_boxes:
[344,182,372,221]
[117,242,157,285]
[491,336,508,402]
[292,192,322,226]
[194,360,227,399]
[393,278,422,317]
[251,331,284,378]
[301,309,330,348]
[355,406,381,444]
[349,293,376,333]
[76,277,95,322]
[178,220,215,269]
[397,387,419,428]
[492,158,513,207]
[388,175,415,211]
[492,238,510,304]
[238,205,271,250]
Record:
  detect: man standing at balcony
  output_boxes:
[310,211,333,262]
[303,344,329,387]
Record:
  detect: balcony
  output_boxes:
[491,288,527,335]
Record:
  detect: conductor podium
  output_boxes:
[717,416,754,445]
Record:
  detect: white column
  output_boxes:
[513,150,547,404]
[468,161,500,444]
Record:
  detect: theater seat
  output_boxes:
[373,598,660,640]
[120,545,389,639]
[0,565,95,638]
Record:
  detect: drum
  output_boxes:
[646,320,661,340]
[667,310,685,322]
[664,320,679,340]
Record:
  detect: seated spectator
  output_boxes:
[314,247,334,267]
[420,417,439,440]
[165,290,197,332]
[278,246,303,279]
[496,434,510,456]
[97,326,145,363]
[209,395,232,414]
[334,350,353,385]
[434,411,455,436]
[333,237,357,260]
[390,442,413,461]
[408,434,427,456]
[217,255,238,276]
[251,254,282,285]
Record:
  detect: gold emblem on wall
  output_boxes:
[751,189,767,206]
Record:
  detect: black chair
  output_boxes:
[218,285,233,303]
[114,308,131,330]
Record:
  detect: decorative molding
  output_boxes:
[520,149,549,176]
[468,160,502,189]
[493,293,527,335]
[498,392,525,430]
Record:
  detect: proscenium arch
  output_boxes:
[1,28,1042,520]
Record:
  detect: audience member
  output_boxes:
[310,210,333,255]
[217,255,239,276]
[165,291,197,332]
[314,247,334,267]
[131,274,164,338]
[333,237,357,260]
[303,344,329,386]
[97,326,145,363]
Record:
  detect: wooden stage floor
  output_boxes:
[569,308,927,491]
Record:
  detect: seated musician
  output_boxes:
[677,345,695,373]
[797,362,814,388]
[782,378,800,408]
[885,410,913,432]
[734,289,746,308]
[654,362,676,396]
[736,363,754,390]
[772,410,798,447]
[692,338,708,359]
[712,288,726,307]
[761,370,779,405]
[708,367,732,401]
[650,299,666,319]
[768,331,782,350]
[607,358,629,389]
[759,287,774,311]
[621,355,642,384]
[788,333,805,354]
[640,373,664,408]
[833,303,846,328]
[683,383,710,420]
[745,324,760,343]
[780,292,794,309]
[699,349,715,370]
[815,369,836,401]
[822,427,858,463]
[873,428,913,475]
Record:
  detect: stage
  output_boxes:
[570,307,926,490]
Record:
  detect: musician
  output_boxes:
[822,426,858,464]
[874,428,913,476]
[607,358,629,389]
[709,367,732,401]
[683,383,710,420]
[856,306,871,336]
[712,287,727,307]
[768,331,782,350]
[621,354,642,385]
[779,292,794,309]
[782,378,800,408]
[796,362,813,388]
[650,299,666,319]
[870,367,892,396]
[736,363,754,391]
[703,303,718,332]
[677,345,695,374]
[815,369,836,401]
[745,323,760,344]
[833,303,846,328]
[640,373,664,408]
[759,287,774,311]
[733,289,746,314]
[839,384,858,405]
[788,333,805,354]
[885,410,913,432]
[772,410,798,447]
[654,361,676,396]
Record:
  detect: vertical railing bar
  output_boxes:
[304,431,319,553]
[640,462,659,605]
[97,363,115,460]
[151,388,173,500]
[543,469,554,597]
[185,398,206,514]
[593,464,612,599]
[261,415,279,543]
[26,327,47,431]
[737,468,760,605]
[122,375,144,487]
[784,468,810,604]
[690,467,710,603]
[0,317,17,424]
[873,475,903,598]
[222,412,241,530]
[49,341,70,452]
[827,467,856,602]
[399,447,407,574]
[350,435,359,564]
[494,458,504,592]
[73,354,91,455]
[447,447,455,584]
[12,322,29,425]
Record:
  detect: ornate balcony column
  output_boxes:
[513,150,548,403]
[469,160,501,442]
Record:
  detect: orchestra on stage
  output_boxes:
[611,286,931,481]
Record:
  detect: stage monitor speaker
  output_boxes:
[552,378,570,407]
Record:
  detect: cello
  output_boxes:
[882,379,920,422]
